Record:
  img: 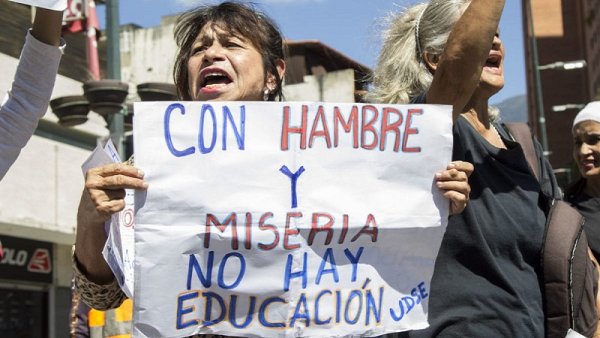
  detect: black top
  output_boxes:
[566,179,600,259]
[398,116,560,338]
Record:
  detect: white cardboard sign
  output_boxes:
[9,0,67,11]
[132,101,452,338]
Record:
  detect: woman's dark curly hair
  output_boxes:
[173,1,285,101]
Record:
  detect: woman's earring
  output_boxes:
[263,88,270,101]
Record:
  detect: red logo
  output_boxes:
[27,249,52,274]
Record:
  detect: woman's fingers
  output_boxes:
[82,163,148,222]
[444,190,470,215]
[436,161,474,215]
[436,161,474,181]
[436,180,471,194]
[86,163,147,190]
[448,161,474,176]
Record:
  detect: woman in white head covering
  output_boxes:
[566,101,600,259]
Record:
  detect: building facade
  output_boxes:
[523,0,600,184]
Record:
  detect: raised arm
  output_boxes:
[426,0,505,120]
[31,7,63,46]
[0,6,64,180]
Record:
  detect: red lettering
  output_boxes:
[338,214,349,244]
[380,107,403,152]
[308,213,334,246]
[309,106,332,148]
[351,214,378,242]
[403,109,423,153]
[281,105,308,150]
[244,212,252,250]
[361,105,379,150]
[284,212,302,250]
[334,106,359,148]
[258,212,279,251]
[205,213,238,250]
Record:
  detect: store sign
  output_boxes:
[0,235,53,283]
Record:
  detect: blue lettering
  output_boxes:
[199,104,217,154]
[316,248,339,285]
[187,252,214,290]
[222,106,245,150]
[258,296,286,328]
[390,299,405,321]
[279,165,305,208]
[366,287,384,325]
[402,296,415,313]
[164,103,195,157]
[217,252,246,289]
[343,247,364,282]
[283,252,307,292]
[176,291,199,329]
[335,290,342,323]
[418,282,428,299]
[389,292,419,322]
[202,291,225,326]
[314,290,332,325]
[229,295,255,329]
[344,290,363,324]
[411,288,421,304]
[290,293,310,327]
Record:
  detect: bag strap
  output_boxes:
[543,199,586,336]
[504,122,540,181]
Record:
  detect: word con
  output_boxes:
[281,105,423,152]
[164,103,245,157]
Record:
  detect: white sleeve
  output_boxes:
[0,30,65,181]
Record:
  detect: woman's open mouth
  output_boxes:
[199,68,233,93]
[484,53,502,74]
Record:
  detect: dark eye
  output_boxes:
[583,135,600,146]
[225,41,242,48]
[191,45,207,55]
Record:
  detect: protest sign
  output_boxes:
[133,101,452,338]
[9,0,67,11]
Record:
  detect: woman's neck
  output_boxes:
[461,97,506,149]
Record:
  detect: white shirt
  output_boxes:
[0,30,65,180]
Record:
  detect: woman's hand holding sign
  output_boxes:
[83,163,148,222]
[75,163,147,284]
[436,161,473,215]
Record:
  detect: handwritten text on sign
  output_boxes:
[133,102,452,338]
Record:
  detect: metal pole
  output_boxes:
[106,0,125,160]
[106,0,121,80]
[525,0,549,154]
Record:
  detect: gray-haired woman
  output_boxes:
[372,0,562,337]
